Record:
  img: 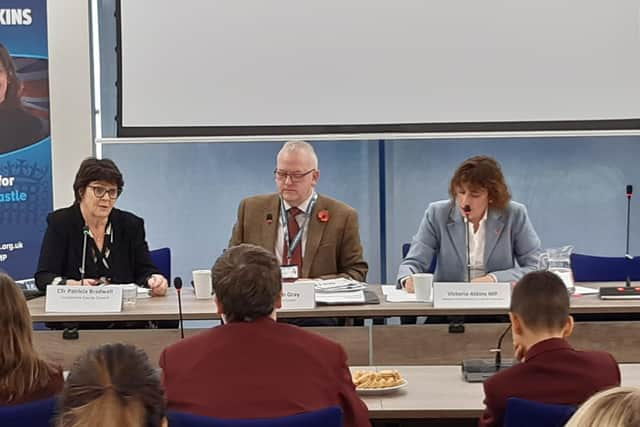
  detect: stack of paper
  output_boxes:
[312,277,366,293]
[315,290,366,304]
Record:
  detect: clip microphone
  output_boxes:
[174,277,184,339]
[461,324,515,382]
[463,205,472,282]
[80,226,89,286]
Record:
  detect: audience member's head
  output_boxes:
[57,343,166,427]
[509,271,573,357]
[0,273,56,403]
[275,140,320,207]
[212,244,282,323]
[565,386,640,427]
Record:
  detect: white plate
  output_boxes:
[356,379,408,395]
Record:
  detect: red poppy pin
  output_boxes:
[317,209,330,223]
[266,213,273,225]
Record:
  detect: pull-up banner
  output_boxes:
[0,0,53,279]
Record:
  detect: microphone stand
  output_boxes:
[599,185,639,299]
[625,185,633,288]
[174,277,185,339]
[80,226,89,286]
[461,324,515,382]
[63,226,89,340]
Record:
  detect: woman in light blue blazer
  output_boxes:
[397,156,541,292]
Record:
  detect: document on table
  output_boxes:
[315,290,366,304]
[302,277,367,293]
[574,285,599,295]
[381,285,417,302]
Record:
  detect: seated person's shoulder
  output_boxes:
[111,208,145,228]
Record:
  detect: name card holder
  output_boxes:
[433,282,512,309]
[280,281,316,310]
[45,285,123,313]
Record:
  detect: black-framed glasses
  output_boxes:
[88,185,119,199]
[274,169,315,183]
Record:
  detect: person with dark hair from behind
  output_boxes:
[57,343,167,427]
[479,271,621,427]
[160,244,370,427]
[0,42,46,154]
[0,273,63,405]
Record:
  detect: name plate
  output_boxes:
[45,285,123,313]
[280,281,316,310]
[433,282,511,309]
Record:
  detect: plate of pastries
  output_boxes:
[352,369,408,395]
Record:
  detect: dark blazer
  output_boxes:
[229,193,368,282]
[35,203,159,290]
[160,317,371,427]
[0,363,64,405]
[479,338,621,427]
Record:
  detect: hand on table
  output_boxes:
[147,274,168,296]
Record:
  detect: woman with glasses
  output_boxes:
[35,157,167,295]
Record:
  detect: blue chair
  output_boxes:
[150,247,171,283]
[0,397,57,427]
[503,397,576,427]
[571,253,640,282]
[168,406,343,427]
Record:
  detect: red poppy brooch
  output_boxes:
[317,209,330,222]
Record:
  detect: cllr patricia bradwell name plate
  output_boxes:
[433,282,512,309]
[45,285,123,313]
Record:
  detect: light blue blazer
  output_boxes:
[396,200,542,283]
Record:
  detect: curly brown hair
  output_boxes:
[448,155,511,210]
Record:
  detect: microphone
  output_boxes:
[463,205,471,282]
[174,277,184,339]
[626,185,633,287]
[80,226,89,286]
[461,324,515,382]
[599,185,640,299]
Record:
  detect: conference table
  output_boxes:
[29,283,640,371]
[353,364,640,424]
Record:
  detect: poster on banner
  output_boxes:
[0,0,53,279]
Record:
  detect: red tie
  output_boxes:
[284,207,303,272]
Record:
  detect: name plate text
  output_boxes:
[433,282,511,309]
[45,285,123,313]
[280,281,316,310]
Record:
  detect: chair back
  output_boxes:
[0,397,56,427]
[503,397,576,427]
[150,247,171,282]
[401,243,437,273]
[168,406,342,427]
[571,253,640,282]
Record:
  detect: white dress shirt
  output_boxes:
[275,192,315,265]
[466,210,488,280]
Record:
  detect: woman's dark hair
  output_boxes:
[73,157,125,202]
[0,42,22,109]
[57,343,165,427]
[449,155,511,210]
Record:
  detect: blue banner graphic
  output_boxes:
[0,0,52,279]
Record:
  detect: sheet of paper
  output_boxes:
[315,290,365,304]
[573,285,599,295]
[381,285,417,302]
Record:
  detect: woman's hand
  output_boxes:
[471,274,496,283]
[403,276,415,293]
[67,278,100,286]
[147,274,168,296]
